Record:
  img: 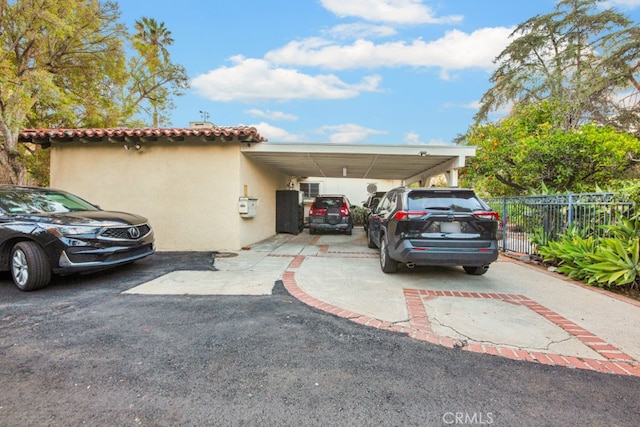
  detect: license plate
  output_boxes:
[440,222,461,233]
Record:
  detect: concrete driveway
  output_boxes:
[126,229,640,377]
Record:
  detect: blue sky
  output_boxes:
[117,0,640,145]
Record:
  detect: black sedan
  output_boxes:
[0,185,155,291]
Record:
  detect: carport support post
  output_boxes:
[444,168,459,187]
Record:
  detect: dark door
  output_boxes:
[276,190,302,234]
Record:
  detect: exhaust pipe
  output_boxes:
[406,262,416,269]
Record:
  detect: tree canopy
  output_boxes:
[0,0,188,184]
[476,0,640,135]
[461,102,640,195]
[461,0,640,196]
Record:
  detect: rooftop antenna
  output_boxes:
[199,110,210,122]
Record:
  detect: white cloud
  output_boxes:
[320,0,463,24]
[601,0,640,8]
[245,109,298,121]
[403,132,448,145]
[191,56,383,101]
[265,27,513,73]
[316,123,388,143]
[250,122,303,142]
[323,23,397,39]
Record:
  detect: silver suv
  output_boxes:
[367,187,499,274]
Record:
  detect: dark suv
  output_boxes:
[308,194,354,235]
[367,187,499,274]
[362,191,386,233]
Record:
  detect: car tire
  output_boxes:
[10,241,52,291]
[463,265,489,275]
[309,228,316,235]
[379,237,397,273]
[367,228,377,249]
[345,225,352,235]
[325,207,342,225]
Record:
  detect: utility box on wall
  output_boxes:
[238,197,258,218]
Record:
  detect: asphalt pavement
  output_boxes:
[127,229,640,377]
[1,230,640,426]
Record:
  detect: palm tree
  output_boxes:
[133,17,174,127]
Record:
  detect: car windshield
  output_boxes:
[0,189,99,214]
[408,191,486,212]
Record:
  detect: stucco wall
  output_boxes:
[49,140,286,251]
[298,177,401,206]
[238,154,290,248]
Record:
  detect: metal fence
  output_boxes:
[484,193,636,254]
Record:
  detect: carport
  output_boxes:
[241,143,475,187]
[19,126,477,250]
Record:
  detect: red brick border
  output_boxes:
[281,255,640,377]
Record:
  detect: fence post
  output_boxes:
[568,193,574,230]
[502,196,507,251]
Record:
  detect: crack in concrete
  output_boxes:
[430,319,576,351]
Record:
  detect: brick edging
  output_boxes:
[282,255,640,377]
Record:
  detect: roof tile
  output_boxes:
[18,126,267,143]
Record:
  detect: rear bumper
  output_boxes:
[390,239,498,266]
[309,223,351,231]
[308,218,352,231]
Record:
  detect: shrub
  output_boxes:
[538,214,640,292]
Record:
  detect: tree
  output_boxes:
[461,102,640,195]
[475,0,639,134]
[0,0,126,184]
[127,16,188,127]
[0,1,189,184]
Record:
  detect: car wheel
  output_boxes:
[367,228,377,249]
[345,225,352,235]
[309,228,316,235]
[463,265,489,275]
[379,237,397,273]
[10,241,52,291]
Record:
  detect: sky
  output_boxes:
[117,0,640,145]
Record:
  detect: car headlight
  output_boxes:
[38,223,102,237]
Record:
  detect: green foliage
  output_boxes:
[1,1,188,184]
[538,228,598,281]
[459,102,640,195]
[351,205,365,226]
[476,0,639,134]
[19,144,50,187]
[582,238,639,288]
[538,214,640,290]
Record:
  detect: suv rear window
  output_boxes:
[407,191,486,212]
[313,197,344,209]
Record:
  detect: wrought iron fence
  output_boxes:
[484,193,636,254]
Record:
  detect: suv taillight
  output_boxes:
[393,210,427,221]
[474,211,499,220]
[309,203,316,216]
[340,203,350,216]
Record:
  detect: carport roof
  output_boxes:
[18,127,476,183]
[241,143,476,182]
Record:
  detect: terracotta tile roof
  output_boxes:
[18,126,267,143]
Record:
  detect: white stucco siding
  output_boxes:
[238,154,289,248]
[49,141,282,251]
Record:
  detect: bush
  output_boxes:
[538,214,640,293]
